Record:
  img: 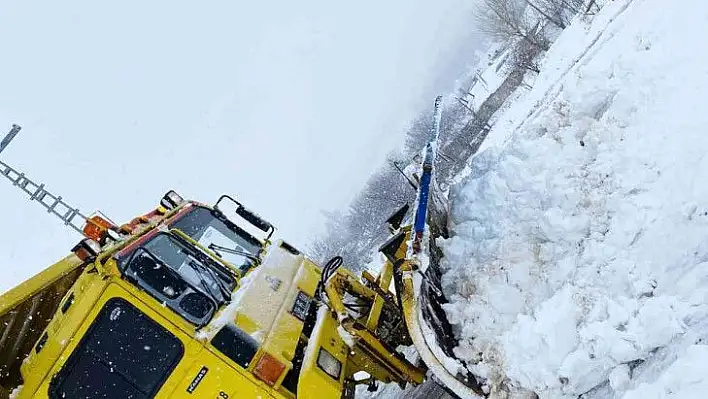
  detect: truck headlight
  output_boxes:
[317,348,342,380]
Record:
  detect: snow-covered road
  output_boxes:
[440,0,708,397]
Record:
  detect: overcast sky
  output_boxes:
[0,0,483,292]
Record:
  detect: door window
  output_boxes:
[49,298,184,399]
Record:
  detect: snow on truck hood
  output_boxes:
[196,240,302,341]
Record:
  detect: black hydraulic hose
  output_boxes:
[317,256,343,301]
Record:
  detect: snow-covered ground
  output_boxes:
[453,43,511,114]
[440,0,708,397]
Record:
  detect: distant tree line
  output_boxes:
[308,0,603,270]
[308,100,479,269]
[476,0,602,73]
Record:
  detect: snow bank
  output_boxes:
[477,0,635,153]
[455,43,512,114]
[622,345,708,399]
[440,0,708,396]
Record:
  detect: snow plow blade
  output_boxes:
[380,95,484,398]
[380,229,484,399]
[0,255,84,396]
[401,269,483,399]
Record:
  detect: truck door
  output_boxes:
[48,297,184,398]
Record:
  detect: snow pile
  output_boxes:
[439,0,708,397]
[9,386,22,399]
[476,0,632,153]
[622,344,708,399]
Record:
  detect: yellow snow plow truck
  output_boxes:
[0,100,485,399]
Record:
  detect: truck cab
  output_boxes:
[1,192,338,398]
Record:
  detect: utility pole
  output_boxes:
[0,124,21,155]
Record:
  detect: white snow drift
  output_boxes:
[440,0,708,397]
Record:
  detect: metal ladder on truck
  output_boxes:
[0,124,90,235]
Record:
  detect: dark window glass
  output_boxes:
[211,324,259,368]
[50,298,184,399]
[179,292,213,319]
[118,233,221,326]
[129,247,189,299]
[171,207,262,273]
[136,234,225,296]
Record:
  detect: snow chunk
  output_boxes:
[622,345,708,399]
[609,364,630,392]
[9,386,22,399]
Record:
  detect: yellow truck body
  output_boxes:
[0,195,425,399]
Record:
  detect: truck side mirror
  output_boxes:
[214,195,275,240]
[160,190,184,211]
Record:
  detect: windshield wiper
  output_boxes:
[185,258,230,304]
[208,243,260,263]
[128,246,223,307]
[167,229,236,288]
[193,259,232,301]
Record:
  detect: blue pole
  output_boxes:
[411,96,442,254]
[414,144,434,235]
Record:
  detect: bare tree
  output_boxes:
[309,155,418,270]
[309,209,350,263]
[584,0,600,14]
[475,0,549,50]
[404,114,434,157]
[504,22,548,74]
[526,0,588,28]
[511,43,541,73]
[525,0,567,28]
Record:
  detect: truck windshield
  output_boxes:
[137,234,233,302]
[169,206,262,274]
[120,233,232,326]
